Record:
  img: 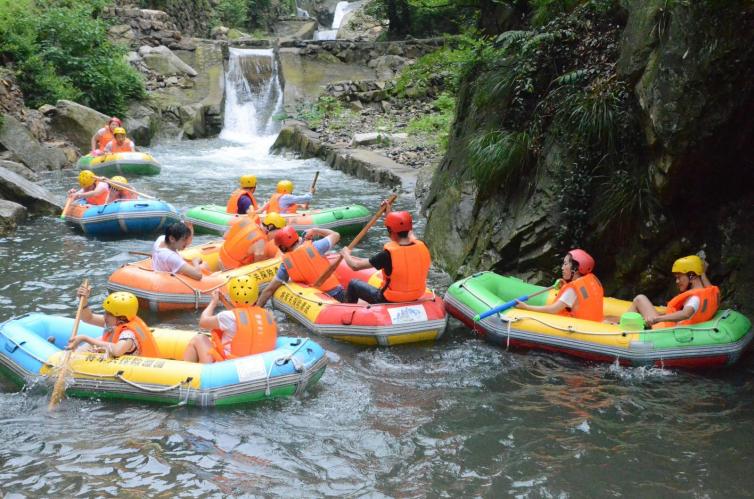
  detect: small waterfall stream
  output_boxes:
[314,1,356,41]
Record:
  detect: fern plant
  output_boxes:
[468,130,534,189]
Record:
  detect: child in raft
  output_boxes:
[152,222,206,280]
[182,276,277,363]
[515,249,604,322]
[106,176,137,203]
[66,285,159,358]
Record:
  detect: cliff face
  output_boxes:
[424,1,754,313]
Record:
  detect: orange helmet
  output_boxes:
[568,249,595,275]
[385,211,413,233]
[274,226,299,251]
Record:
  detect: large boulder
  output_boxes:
[125,101,157,147]
[0,160,38,181]
[0,114,68,171]
[0,166,63,214]
[139,45,198,77]
[0,199,27,235]
[47,100,110,153]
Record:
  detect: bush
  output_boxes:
[406,92,455,151]
[215,0,248,28]
[0,0,145,116]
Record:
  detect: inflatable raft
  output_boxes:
[185,204,372,236]
[0,313,326,407]
[107,243,281,311]
[270,258,447,346]
[444,272,753,368]
[77,152,161,176]
[62,199,181,237]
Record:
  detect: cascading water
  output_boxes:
[220,47,284,143]
[314,1,356,41]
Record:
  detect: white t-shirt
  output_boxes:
[557,288,578,309]
[216,310,237,356]
[118,330,139,356]
[152,235,186,273]
[682,295,700,313]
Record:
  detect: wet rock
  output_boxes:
[47,100,110,154]
[0,160,38,181]
[0,114,68,171]
[0,166,63,214]
[0,199,27,236]
[139,45,198,77]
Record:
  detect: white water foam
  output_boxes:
[314,1,357,41]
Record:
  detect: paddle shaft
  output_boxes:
[60,196,73,220]
[96,176,156,200]
[313,194,398,288]
[303,171,319,210]
[475,282,559,321]
[48,279,89,410]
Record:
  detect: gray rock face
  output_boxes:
[139,45,198,77]
[0,166,63,214]
[0,160,38,181]
[0,199,27,235]
[48,100,110,153]
[0,114,68,171]
[351,132,408,146]
[125,102,157,146]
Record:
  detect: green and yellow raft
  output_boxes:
[444,271,753,369]
[77,151,161,176]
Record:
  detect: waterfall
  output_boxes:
[314,1,355,41]
[220,48,284,143]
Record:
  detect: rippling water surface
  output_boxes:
[1,135,754,497]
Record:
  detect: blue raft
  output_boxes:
[62,199,182,237]
[0,313,328,407]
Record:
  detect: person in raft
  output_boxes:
[152,222,205,280]
[515,249,604,322]
[67,286,159,358]
[106,175,137,203]
[219,212,286,270]
[90,116,121,155]
[628,255,719,328]
[226,175,259,215]
[183,276,277,363]
[256,226,344,306]
[67,169,109,206]
[259,180,314,215]
[103,127,135,154]
[340,210,431,304]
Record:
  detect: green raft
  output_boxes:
[444,271,753,368]
[77,151,161,176]
[185,204,373,235]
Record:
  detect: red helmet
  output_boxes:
[274,226,299,251]
[568,249,595,275]
[108,117,122,126]
[385,211,413,233]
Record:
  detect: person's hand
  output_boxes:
[192,257,202,267]
[646,317,658,326]
[67,336,85,350]
[210,289,220,304]
[76,285,91,300]
[303,229,315,240]
[381,199,393,213]
[340,247,351,256]
[515,300,529,310]
[310,186,316,195]
[67,188,77,196]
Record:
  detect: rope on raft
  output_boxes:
[277,281,441,309]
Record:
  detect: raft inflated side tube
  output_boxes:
[474,281,560,321]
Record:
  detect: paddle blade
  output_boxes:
[48,352,72,410]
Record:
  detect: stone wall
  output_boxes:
[279,37,444,65]
[103,6,196,51]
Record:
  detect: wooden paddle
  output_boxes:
[96,176,156,200]
[473,280,561,321]
[48,279,89,410]
[303,171,319,210]
[60,195,73,220]
[313,194,397,288]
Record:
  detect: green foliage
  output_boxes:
[529,0,588,26]
[593,167,661,236]
[0,0,145,116]
[215,0,248,28]
[406,92,455,151]
[295,96,344,129]
[468,130,533,189]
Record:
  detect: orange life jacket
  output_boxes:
[111,189,137,201]
[226,189,258,214]
[102,316,160,358]
[552,273,604,322]
[210,307,277,361]
[267,193,297,214]
[86,181,109,206]
[381,240,431,302]
[97,128,114,150]
[282,240,339,292]
[661,286,720,326]
[107,139,134,153]
[219,218,267,270]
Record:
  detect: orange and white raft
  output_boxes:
[107,241,281,311]
[270,258,448,346]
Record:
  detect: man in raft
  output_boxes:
[67,169,109,205]
[106,176,137,203]
[219,212,286,270]
[515,249,604,321]
[183,276,277,363]
[259,180,314,214]
[67,286,159,358]
[226,175,259,215]
[90,116,121,155]
[256,225,345,306]
[340,210,431,304]
[103,127,135,153]
[629,255,719,328]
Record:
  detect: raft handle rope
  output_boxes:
[264,338,310,396]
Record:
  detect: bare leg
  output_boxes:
[182,335,217,363]
[632,295,661,322]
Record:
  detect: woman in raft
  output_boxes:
[151,222,206,280]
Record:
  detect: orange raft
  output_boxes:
[270,258,448,346]
[107,241,281,312]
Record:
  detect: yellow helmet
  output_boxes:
[228,276,259,306]
[111,176,128,190]
[102,292,139,320]
[263,212,286,230]
[113,127,126,136]
[240,175,257,188]
[671,255,704,276]
[78,170,96,188]
[276,180,294,194]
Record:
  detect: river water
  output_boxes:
[2,56,754,498]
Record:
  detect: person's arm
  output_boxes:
[76,285,106,327]
[341,247,373,271]
[251,239,267,260]
[257,279,283,308]
[178,260,204,280]
[305,228,340,247]
[701,259,712,288]
[75,182,108,201]
[237,195,252,215]
[198,291,221,330]
[516,300,568,314]
[90,131,99,152]
[68,335,135,357]
[103,141,113,153]
[647,306,695,326]
[282,193,312,207]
